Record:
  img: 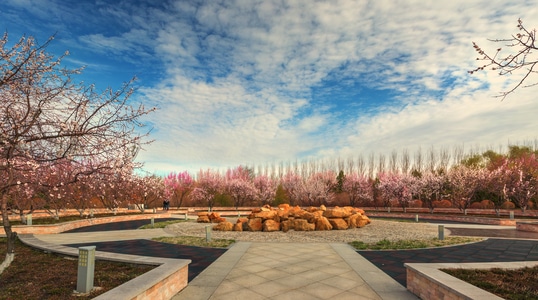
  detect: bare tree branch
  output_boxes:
[470,19,538,100]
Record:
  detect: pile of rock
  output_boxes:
[196,212,226,224]
[197,204,371,232]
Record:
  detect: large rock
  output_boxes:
[208,212,220,220]
[213,217,227,223]
[237,217,249,223]
[254,210,278,221]
[303,212,317,223]
[355,208,365,214]
[278,203,290,211]
[233,222,243,231]
[328,218,349,230]
[315,216,333,231]
[233,218,248,231]
[347,213,362,229]
[323,207,352,218]
[196,215,210,223]
[294,219,314,231]
[213,221,233,231]
[263,220,281,232]
[357,215,371,228]
[289,206,306,218]
[281,220,292,232]
[246,218,263,231]
[306,206,319,213]
[277,209,290,221]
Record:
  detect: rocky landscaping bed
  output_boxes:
[196,204,371,232]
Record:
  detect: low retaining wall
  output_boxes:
[368,212,517,226]
[516,221,538,233]
[19,234,190,300]
[0,213,173,235]
[405,261,538,300]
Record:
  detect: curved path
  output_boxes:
[61,218,226,282]
[22,218,538,299]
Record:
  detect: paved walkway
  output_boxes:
[17,219,538,299]
[174,242,413,300]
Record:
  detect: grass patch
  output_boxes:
[349,236,484,250]
[0,238,154,299]
[152,236,235,248]
[138,219,187,229]
[442,266,538,300]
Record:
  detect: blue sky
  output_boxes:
[2,0,538,175]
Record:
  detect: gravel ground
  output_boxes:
[165,218,440,243]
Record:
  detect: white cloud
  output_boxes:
[52,0,538,175]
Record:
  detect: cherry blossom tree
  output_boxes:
[66,175,96,218]
[253,175,276,206]
[503,154,538,212]
[190,169,223,211]
[378,172,415,213]
[94,172,130,214]
[418,171,447,213]
[224,167,257,210]
[480,166,507,216]
[470,19,538,99]
[302,171,336,206]
[163,171,194,209]
[342,173,373,207]
[0,33,154,268]
[280,171,303,206]
[1,166,37,223]
[447,166,486,214]
[34,161,74,220]
[130,174,164,212]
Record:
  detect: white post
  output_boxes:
[76,246,96,294]
[205,226,212,243]
[438,225,444,240]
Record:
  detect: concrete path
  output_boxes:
[35,228,175,244]
[174,242,416,300]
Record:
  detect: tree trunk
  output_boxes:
[1,195,17,273]
[18,210,27,224]
[0,252,15,276]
